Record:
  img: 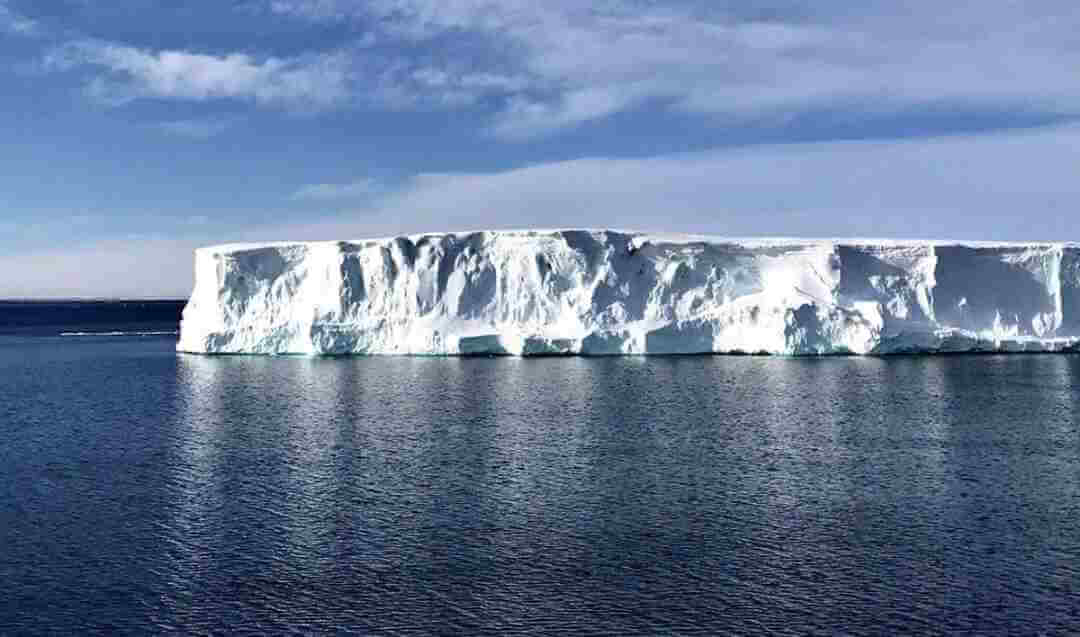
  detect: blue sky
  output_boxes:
[2,0,1080,297]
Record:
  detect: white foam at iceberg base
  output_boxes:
[176,230,1080,356]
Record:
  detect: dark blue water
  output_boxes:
[0,300,184,337]
[2,303,1080,634]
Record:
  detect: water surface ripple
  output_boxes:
[2,337,1079,633]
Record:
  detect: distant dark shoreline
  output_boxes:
[0,300,186,331]
[0,299,187,304]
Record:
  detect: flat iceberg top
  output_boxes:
[179,229,1080,356]
[201,229,1079,256]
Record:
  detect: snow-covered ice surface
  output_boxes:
[177,230,1080,356]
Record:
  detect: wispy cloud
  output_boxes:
[250,123,1080,244]
[264,0,1080,138]
[22,1,1080,140]
[0,0,36,35]
[291,178,381,201]
[48,40,352,108]
[329,123,1080,241]
[37,2,1080,139]
[152,118,234,139]
[0,238,204,299]
[68,213,105,226]
[9,123,1080,298]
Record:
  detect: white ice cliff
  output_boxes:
[177,230,1080,356]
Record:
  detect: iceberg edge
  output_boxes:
[177,229,1080,356]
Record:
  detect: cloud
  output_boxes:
[0,238,203,299]
[0,0,36,35]
[49,41,352,107]
[291,178,382,201]
[43,36,523,113]
[7,123,1080,298]
[310,123,1080,242]
[152,118,234,139]
[40,1,1079,138]
[264,0,1080,138]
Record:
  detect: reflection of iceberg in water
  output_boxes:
[483,357,598,544]
[940,356,1080,524]
[753,359,851,567]
[160,356,368,621]
[274,357,347,579]
[733,357,956,623]
[1054,358,1080,513]
[138,355,1080,631]
[156,354,229,622]
[932,355,1080,626]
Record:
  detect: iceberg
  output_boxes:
[177,230,1080,356]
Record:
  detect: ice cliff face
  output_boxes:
[177,230,1080,356]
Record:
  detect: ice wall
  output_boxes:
[177,230,1080,355]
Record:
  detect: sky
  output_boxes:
[2,1,1080,298]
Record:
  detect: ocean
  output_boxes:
[2,301,1079,634]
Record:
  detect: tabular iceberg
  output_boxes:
[177,230,1080,356]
